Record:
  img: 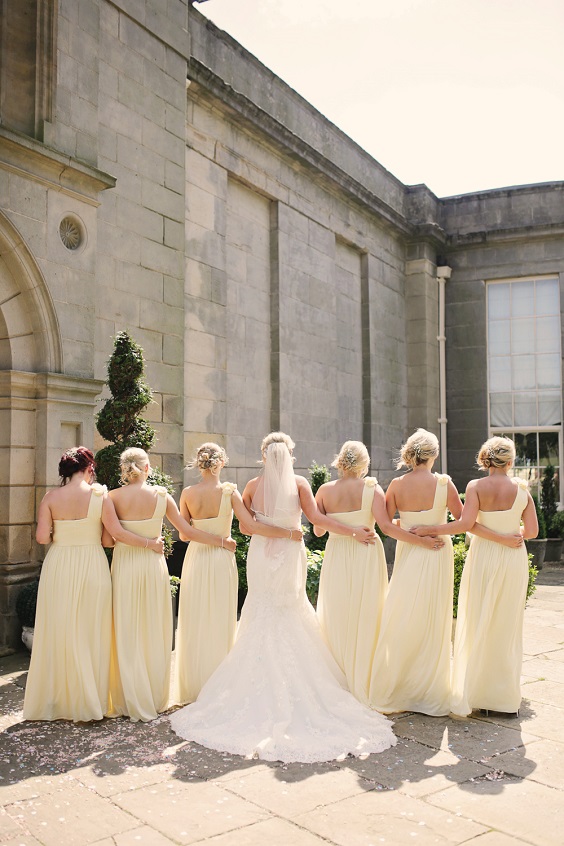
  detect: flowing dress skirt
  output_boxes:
[451,536,528,716]
[23,544,112,721]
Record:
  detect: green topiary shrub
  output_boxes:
[549,509,564,540]
[95,331,175,557]
[231,516,251,592]
[306,548,324,607]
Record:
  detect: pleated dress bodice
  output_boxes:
[475,484,527,534]
[397,476,449,531]
[326,476,377,531]
[191,486,235,539]
[51,485,105,546]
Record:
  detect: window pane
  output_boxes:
[512,354,536,390]
[538,392,561,426]
[511,317,535,354]
[539,431,559,466]
[489,320,511,356]
[537,353,561,389]
[514,432,538,466]
[514,392,537,426]
[488,283,510,319]
[536,316,561,353]
[536,278,559,316]
[490,393,513,426]
[512,281,535,317]
[490,356,511,392]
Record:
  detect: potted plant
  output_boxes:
[16,580,39,650]
[526,494,546,571]
[541,465,562,563]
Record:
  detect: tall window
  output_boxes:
[487,276,562,499]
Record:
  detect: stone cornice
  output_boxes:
[0,370,104,404]
[446,222,564,248]
[0,127,116,205]
[187,59,414,238]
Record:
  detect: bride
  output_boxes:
[169,432,397,763]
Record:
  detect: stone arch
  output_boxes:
[0,209,62,372]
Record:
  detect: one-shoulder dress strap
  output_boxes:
[433,473,450,509]
[220,481,237,514]
[88,483,107,520]
[361,476,378,512]
[513,479,529,512]
[152,486,168,520]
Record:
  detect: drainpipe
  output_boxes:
[436,265,452,474]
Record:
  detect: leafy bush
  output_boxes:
[231,516,251,592]
[306,548,324,606]
[531,493,547,539]
[549,509,564,539]
[541,465,559,537]
[304,462,331,553]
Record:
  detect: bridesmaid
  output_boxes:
[24,447,164,722]
[314,440,444,705]
[412,436,537,716]
[108,448,232,722]
[369,429,462,716]
[174,442,305,706]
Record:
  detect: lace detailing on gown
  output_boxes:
[169,445,396,762]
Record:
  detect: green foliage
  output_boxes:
[231,516,251,592]
[304,461,332,553]
[548,509,564,539]
[531,493,547,539]
[16,580,39,628]
[452,541,467,618]
[169,576,181,598]
[94,331,176,557]
[306,548,324,607]
[541,465,558,536]
[452,540,538,618]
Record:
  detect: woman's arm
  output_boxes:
[101,526,115,548]
[411,482,480,537]
[521,491,539,539]
[233,490,303,541]
[35,494,54,544]
[373,486,444,550]
[297,477,375,544]
[469,523,524,548]
[102,496,164,553]
[172,494,236,551]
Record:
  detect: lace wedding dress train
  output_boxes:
[169,444,396,763]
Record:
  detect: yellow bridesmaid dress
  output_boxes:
[108,486,172,722]
[451,480,529,716]
[173,481,238,705]
[369,473,453,716]
[316,477,388,704]
[23,484,112,721]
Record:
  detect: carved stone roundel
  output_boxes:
[59,216,82,250]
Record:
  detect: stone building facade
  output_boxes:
[0,0,563,650]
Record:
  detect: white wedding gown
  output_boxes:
[169,444,396,763]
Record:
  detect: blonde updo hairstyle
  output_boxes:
[120,448,150,484]
[396,428,439,470]
[332,440,370,478]
[477,436,515,471]
[189,442,227,474]
[260,431,296,463]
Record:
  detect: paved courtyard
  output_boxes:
[1,567,563,846]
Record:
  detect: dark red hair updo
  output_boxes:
[58,447,95,486]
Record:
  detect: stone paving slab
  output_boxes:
[0,575,563,846]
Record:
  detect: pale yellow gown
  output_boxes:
[317,477,388,704]
[108,487,172,722]
[369,473,453,716]
[23,484,112,721]
[451,480,529,716]
[173,481,238,705]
